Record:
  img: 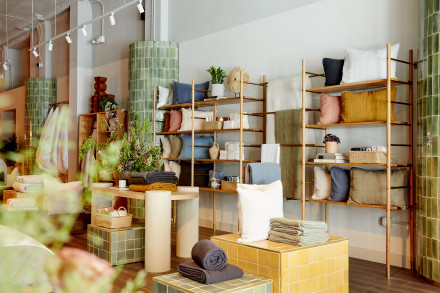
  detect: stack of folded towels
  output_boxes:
[178,239,244,284]
[2,198,38,211]
[268,218,329,246]
[128,171,178,192]
[12,175,43,193]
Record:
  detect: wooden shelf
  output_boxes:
[156,128,263,135]
[307,199,402,210]
[306,121,410,128]
[199,187,238,194]
[164,158,260,163]
[158,96,264,110]
[307,78,410,94]
[307,162,410,167]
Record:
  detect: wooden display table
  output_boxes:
[153,272,272,293]
[211,234,348,293]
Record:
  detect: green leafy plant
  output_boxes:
[79,136,97,160]
[99,97,118,113]
[207,66,227,84]
[323,133,341,144]
[0,135,18,166]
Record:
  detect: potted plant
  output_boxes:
[207,66,227,97]
[323,133,341,153]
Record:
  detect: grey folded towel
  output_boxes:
[191,239,227,271]
[268,230,329,246]
[247,163,281,184]
[270,218,328,231]
[178,262,244,284]
[127,171,178,185]
[271,227,325,236]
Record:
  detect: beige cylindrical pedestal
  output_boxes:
[176,186,199,258]
[145,190,171,273]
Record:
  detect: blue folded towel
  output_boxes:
[247,163,281,184]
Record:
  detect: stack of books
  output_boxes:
[313,153,348,163]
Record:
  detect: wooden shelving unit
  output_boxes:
[153,74,267,231]
[302,43,414,278]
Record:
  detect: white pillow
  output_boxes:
[169,161,181,179]
[311,167,331,200]
[341,43,400,84]
[163,160,171,171]
[237,180,284,243]
[157,86,174,108]
[43,177,83,215]
[161,136,171,158]
[179,108,214,131]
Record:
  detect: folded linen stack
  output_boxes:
[128,183,177,192]
[127,171,178,185]
[13,175,43,193]
[268,218,329,246]
[2,198,38,211]
[178,239,244,284]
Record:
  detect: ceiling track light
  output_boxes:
[81,25,87,36]
[137,0,144,14]
[32,48,39,57]
[65,33,72,44]
[48,41,53,51]
[3,62,7,71]
[109,12,115,26]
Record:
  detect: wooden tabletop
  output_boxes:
[92,186,198,201]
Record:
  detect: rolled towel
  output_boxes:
[178,262,244,284]
[15,175,42,184]
[129,183,177,192]
[268,230,329,246]
[127,171,178,185]
[191,239,227,271]
[270,218,327,231]
[13,182,43,193]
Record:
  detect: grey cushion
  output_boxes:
[347,167,409,209]
[329,167,350,201]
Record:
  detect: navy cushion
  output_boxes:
[174,81,210,104]
[329,167,350,201]
[178,134,213,159]
[322,58,344,87]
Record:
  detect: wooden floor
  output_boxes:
[65,227,440,293]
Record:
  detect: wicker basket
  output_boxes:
[204,121,223,130]
[96,207,132,229]
[349,151,387,164]
[221,180,237,192]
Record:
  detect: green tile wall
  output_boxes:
[418,0,440,283]
[127,198,145,220]
[128,41,178,133]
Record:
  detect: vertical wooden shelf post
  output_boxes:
[386,42,392,279]
[301,59,306,221]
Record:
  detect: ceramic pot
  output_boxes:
[109,118,117,131]
[209,143,220,160]
[211,84,225,97]
[325,141,338,153]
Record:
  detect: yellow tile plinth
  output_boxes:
[211,234,348,293]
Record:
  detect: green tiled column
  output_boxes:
[417,0,440,283]
[128,41,179,132]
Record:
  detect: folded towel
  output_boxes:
[15,175,42,184]
[127,171,178,185]
[129,183,177,192]
[261,144,280,164]
[270,218,328,231]
[247,163,281,184]
[268,230,329,246]
[13,182,43,193]
[191,239,227,271]
[271,227,325,236]
[178,262,244,284]
[6,198,37,208]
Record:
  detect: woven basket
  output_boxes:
[349,151,387,164]
[96,207,132,229]
[204,121,223,130]
[221,180,237,192]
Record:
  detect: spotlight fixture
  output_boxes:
[137,0,144,13]
[81,25,87,36]
[32,48,39,57]
[109,12,115,26]
[65,33,72,44]
[3,62,7,71]
[48,41,53,51]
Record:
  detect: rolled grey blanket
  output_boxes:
[127,171,178,185]
[178,262,244,284]
[270,218,328,231]
[191,239,227,271]
[268,230,329,246]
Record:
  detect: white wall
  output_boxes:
[177,0,418,268]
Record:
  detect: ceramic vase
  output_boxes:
[209,143,220,160]
[325,141,338,153]
[211,84,225,97]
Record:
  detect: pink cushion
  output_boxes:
[318,94,342,124]
[169,110,182,131]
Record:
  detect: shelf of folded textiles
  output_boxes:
[307,162,411,167]
[198,187,238,193]
[163,158,261,163]
[307,198,403,210]
[158,96,264,110]
[306,121,410,128]
[156,128,263,135]
[306,78,411,94]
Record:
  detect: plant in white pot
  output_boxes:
[207,66,227,97]
[323,133,341,153]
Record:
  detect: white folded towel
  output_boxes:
[15,175,42,184]
[13,182,43,193]
[7,198,37,208]
[261,144,280,164]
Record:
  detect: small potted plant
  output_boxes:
[323,133,340,153]
[207,66,227,97]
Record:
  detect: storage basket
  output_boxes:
[221,180,237,192]
[204,121,223,130]
[349,151,387,164]
[96,207,132,229]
